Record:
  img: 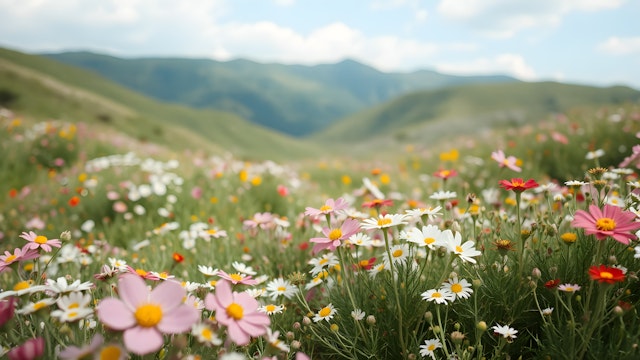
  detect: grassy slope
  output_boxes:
[312,81,640,153]
[0,48,318,160]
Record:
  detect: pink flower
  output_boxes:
[205,280,269,346]
[243,212,275,230]
[0,246,40,274]
[310,218,361,254]
[19,231,62,252]
[304,198,349,218]
[58,334,104,360]
[491,150,521,172]
[572,204,640,245]
[8,337,44,360]
[217,270,258,285]
[96,274,200,355]
[191,186,203,199]
[619,144,640,169]
[277,184,289,197]
[0,297,16,327]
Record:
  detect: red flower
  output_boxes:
[589,265,625,284]
[362,199,393,209]
[544,278,561,289]
[499,178,539,192]
[172,252,185,263]
[68,196,80,207]
[433,169,458,180]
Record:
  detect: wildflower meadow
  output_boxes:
[3,104,640,360]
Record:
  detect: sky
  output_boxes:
[1,0,639,88]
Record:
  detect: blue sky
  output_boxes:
[1,0,639,88]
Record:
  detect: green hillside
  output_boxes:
[42,51,516,136]
[313,81,640,151]
[0,48,318,160]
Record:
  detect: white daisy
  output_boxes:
[405,225,446,250]
[492,324,518,341]
[419,338,442,359]
[258,303,285,315]
[441,276,473,299]
[405,206,443,222]
[15,297,56,315]
[429,190,457,201]
[197,265,220,277]
[308,253,339,276]
[313,303,337,323]
[444,230,481,264]
[421,288,456,304]
[351,309,365,321]
[266,278,297,300]
[45,277,94,295]
[232,261,257,276]
[361,213,408,230]
[266,328,290,352]
[348,232,373,247]
[192,323,223,346]
[383,244,410,266]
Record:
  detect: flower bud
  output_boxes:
[451,331,465,344]
[60,231,72,241]
[302,316,311,326]
[476,321,487,332]
[366,315,376,325]
[291,340,301,350]
[532,268,542,279]
[614,306,624,317]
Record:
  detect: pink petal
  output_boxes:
[157,304,200,333]
[123,326,164,355]
[97,298,135,330]
[226,322,251,346]
[118,274,149,310]
[215,280,234,307]
[150,280,185,312]
[204,293,218,311]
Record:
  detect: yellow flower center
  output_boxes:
[432,292,442,298]
[318,258,328,265]
[561,233,577,243]
[5,254,17,264]
[455,245,463,253]
[428,344,436,351]
[320,205,332,212]
[226,303,244,320]
[392,249,403,258]
[33,301,48,311]
[596,218,616,231]
[424,237,435,245]
[68,311,78,318]
[319,306,332,317]
[135,269,148,277]
[69,302,79,309]
[329,229,342,241]
[265,304,276,312]
[600,271,613,279]
[230,273,244,282]
[277,286,286,292]
[377,218,392,226]
[451,283,463,293]
[99,345,123,360]
[14,280,31,291]
[35,236,48,244]
[134,303,163,327]
[201,328,212,340]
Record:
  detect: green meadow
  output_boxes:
[2,48,640,359]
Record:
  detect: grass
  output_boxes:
[2,96,640,359]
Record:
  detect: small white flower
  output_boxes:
[419,338,442,359]
[351,309,365,321]
[492,324,518,341]
[421,288,456,304]
[313,303,337,323]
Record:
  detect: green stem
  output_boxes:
[382,229,408,359]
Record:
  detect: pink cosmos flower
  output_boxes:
[8,337,44,360]
[243,212,275,230]
[572,204,640,245]
[217,270,258,285]
[310,218,361,254]
[304,198,349,218]
[96,274,200,355]
[204,279,269,346]
[619,144,640,169]
[0,246,40,274]
[19,231,62,252]
[491,150,521,172]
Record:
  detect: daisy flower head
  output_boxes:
[383,244,410,266]
[348,232,373,247]
[405,225,446,250]
[258,303,285,315]
[586,149,605,160]
[491,150,522,172]
[308,253,339,276]
[361,213,408,231]
[442,276,473,299]
[15,297,57,315]
[419,338,442,359]
[405,206,443,223]
[421,288,456,305]
[310,218,361,254]
[191,323,223,347]
[45,277,94,295]
[304,197,349,218]
[266,328,290,353]
[19,231,62,252]
[96,274,200,355]
[492,324,518,342]
[204,279,270,346]
[558,284,581,293]
[572,204,640,245]
[351,309,365,321]
[217,270,258,285]
[589,265,625,284]
[499,178,539,193]
[197,265,220,277]
[265,278,298,300]
[444,230,482,264]
[313,303,337,323]
[232,261,257,276]
[50,291,94,322]
[429,190,457,201]
[0,246,40,273]
[433,168,458,180]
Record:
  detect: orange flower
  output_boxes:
[68,196,80,207]
[172,252,185,263]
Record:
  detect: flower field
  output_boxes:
[3,104,640,359]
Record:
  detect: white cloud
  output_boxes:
[437,0,626,38]
[435,54,537,80]
[598,36,640,55]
